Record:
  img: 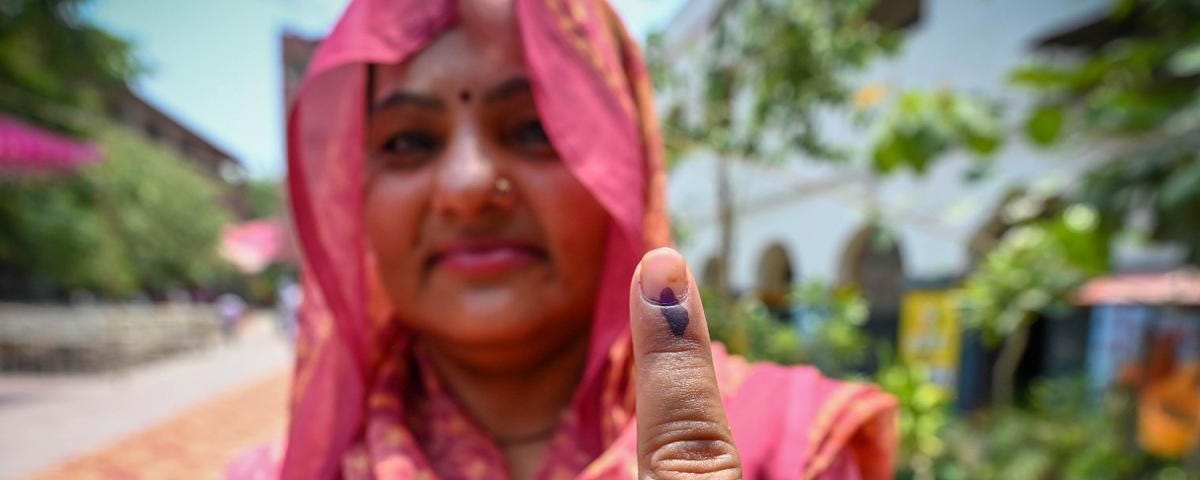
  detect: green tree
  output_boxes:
[87,121,233,293]
[866,0,1200,263]
[652,0,911,299]
[961,203,1109,405]
[0,121,234,298]
[0,174,135,296]
[877,362,951,480]
[1011,0,1200,263]
[865,89,1003,176]
[954,0,1200,406]
[0,0,139,132]
[0,0,234,298]
[935,378,1192,479]
[244,179,283,220]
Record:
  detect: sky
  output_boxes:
[86,0,688,179]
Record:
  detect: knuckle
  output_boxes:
[643,420,742,480]
[638,345,710,374]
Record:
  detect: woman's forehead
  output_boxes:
[458,0,518,35]
[372,0,524,97]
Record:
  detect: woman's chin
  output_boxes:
[419,289,565,342]
[450,283,532,312]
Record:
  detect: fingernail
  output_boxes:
[639,247,689,306]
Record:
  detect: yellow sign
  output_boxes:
[900,290,962,391]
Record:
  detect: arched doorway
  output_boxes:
[839,224,905,315]
[756,243,795,321]
[838,223,906,363]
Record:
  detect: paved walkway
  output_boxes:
[0,314,293,479]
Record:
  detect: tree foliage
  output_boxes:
[654,0,905,162]
[244,178,283,220]
[866,89,1003,176]
[0,0,235,299]
[658,0,1200,473]
[878,361,952,480]
[0,173,133,296]
[650,0,917,299]
[959,200,1110,405]
[961,203,1109,345]
[932,379,1194,480]
[88,121,233,292]
[0,121,234,298]
[1012,0,1200,261]
[0,0,139,132]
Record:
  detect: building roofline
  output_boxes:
[111,85,239,165]
[1033,4,1143,51]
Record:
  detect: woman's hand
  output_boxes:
[629,247,743,479]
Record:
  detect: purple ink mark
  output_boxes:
[658,287,679,305]
[662,305,689,337]
[658,287,688,336]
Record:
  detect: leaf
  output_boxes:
[1168,43,1200,76]
[871,137,902,174]
[1009,65,1072,89]
[1084,87,1182,133]
[1112,0,1139,19]
[1159,157,1200,209]
[950,95,1003,155]
[1025,104,1064,146]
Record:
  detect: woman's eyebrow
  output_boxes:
[483,76,531,104]
[370,90,444,113]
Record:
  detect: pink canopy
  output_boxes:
[219,218,293,274]
[0,115,101,173]
[1076,269,1200,306]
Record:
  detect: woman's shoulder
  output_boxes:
[710,342,887,402]
[710,344,898,480]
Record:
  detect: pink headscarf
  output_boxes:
[273,1,896,478]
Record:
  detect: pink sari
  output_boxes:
[235,1,897,478]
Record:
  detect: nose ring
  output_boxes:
[494,177,513,196]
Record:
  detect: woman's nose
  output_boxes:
[431,130,513,218]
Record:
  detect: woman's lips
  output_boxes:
[432,242,543,277]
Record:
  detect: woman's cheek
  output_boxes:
[538,172,608,282]
[364,182,419,280]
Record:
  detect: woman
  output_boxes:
[241,0,897,478]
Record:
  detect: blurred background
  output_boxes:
[1,0,1198,478]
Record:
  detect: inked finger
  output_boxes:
[630,247,741,479]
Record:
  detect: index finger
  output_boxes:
[630,247,742,479]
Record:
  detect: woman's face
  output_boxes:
[364,4,609,352]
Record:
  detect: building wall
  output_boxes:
[282,33,319,111]
[108,89,240,182]
[662,0,1112,296]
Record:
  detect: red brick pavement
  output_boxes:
[27,369,290,480]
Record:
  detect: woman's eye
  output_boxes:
[509,120,554,153]
[383,132,439,155]
[377,132,440,168]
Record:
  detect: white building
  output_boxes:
[660,0,1115,319]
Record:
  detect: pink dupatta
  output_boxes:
[263,1,897,478]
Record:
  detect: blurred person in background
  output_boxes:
[217,292,246,341]
[277,278,302,342]
[229,0,897,479]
